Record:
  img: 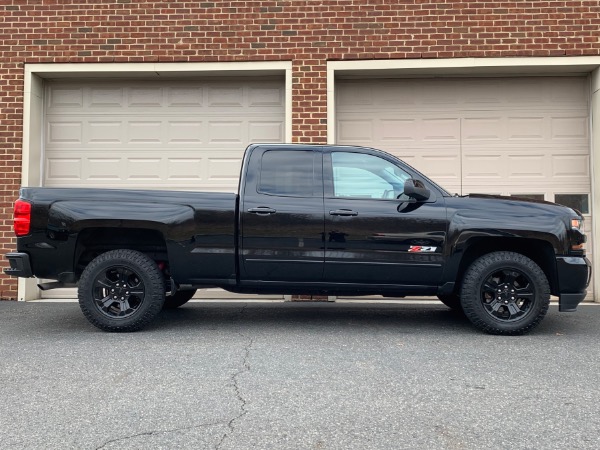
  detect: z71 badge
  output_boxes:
[408,246,437,253]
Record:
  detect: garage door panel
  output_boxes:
[507,154,547,179]
[128,120,163,143]
[47,120,83,144]
[248,121,284,142]
[421,118,460,142]
[507,117,545,140]
[379,119,417,142]
[462,116,504,141]
[552,154,590,179]
[89,121,125,143]
[462,154,504,181]
[551,116,589,140]
[208,121,244,144]
[46,157,83,182]
[248,85,285,106]
[548,78,589,104]
[337,119,374,142]
[48,86,84,109]
[167,121,204,143]
[167,87,203,107]
[128,87,163,107]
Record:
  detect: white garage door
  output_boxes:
[336,77,593,298]
[45,78,285,191]
[42,78,285,299]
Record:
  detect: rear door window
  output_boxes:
[259,150,318,197]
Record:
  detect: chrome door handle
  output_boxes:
[247,207,277,215]
[329,209,358,216]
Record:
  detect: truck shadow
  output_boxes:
[9,301,580,336]
[150,301,523,335]
[150,302,585,336]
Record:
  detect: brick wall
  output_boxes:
[1,0,599,299]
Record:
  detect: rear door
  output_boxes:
[240,147,325,282]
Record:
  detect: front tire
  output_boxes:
[78,249,165,332]
[460,251,550,335]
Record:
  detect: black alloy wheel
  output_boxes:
[92,265,145,318]
[480,268,534,322]
[78,249,165,332]
[460,251,550,335]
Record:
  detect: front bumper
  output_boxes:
[556,256,591,312]
[4,252,33,278]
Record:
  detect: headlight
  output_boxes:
[570,218,585,252]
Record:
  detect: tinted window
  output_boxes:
[259,150,316,197]
[331,152,411,199]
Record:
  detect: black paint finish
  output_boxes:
[6,144,590,311]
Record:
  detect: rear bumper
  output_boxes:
[4,252,33,278]
[556,256,591,312]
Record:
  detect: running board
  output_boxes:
[37,281,75,291]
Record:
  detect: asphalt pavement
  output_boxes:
[0,300,599,450]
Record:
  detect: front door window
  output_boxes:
[331,152,411,200]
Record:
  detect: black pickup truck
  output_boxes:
[5,144,590,334]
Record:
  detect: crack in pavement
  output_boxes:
[216,305,254,450]
[99,304,254,450]
[95,421,227,450]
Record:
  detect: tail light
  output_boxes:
[14,200,32,236]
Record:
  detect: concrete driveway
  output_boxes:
[0,300,598,449]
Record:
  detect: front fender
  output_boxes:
[440,209,565,288]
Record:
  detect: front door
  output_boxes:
[240,148,324,282]
[323,150,447,286]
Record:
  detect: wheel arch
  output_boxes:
[448,237,558,296]
[74,227,168,277]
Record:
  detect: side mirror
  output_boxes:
[403,179,430,201]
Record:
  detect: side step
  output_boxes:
[37,281,76,291]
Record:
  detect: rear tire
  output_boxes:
[460,251,550,335]
[163,289,196,309]
[78,249,165,332]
